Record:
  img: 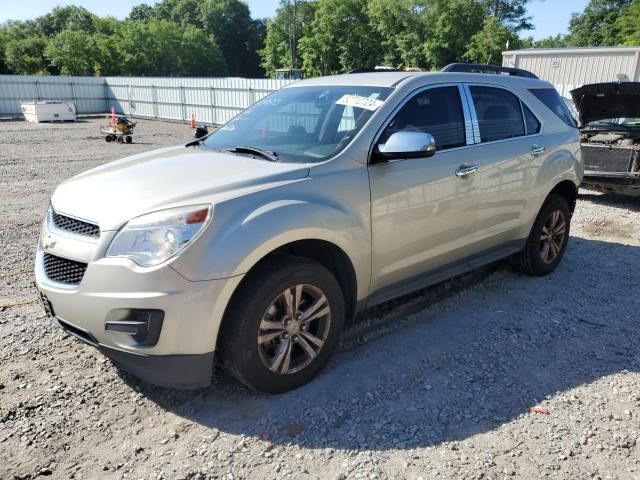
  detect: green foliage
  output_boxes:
[5,36,50,75]
[260,0,317,75]
[299,0,379,76]
[46,30,98,75]
[616,0,640,45]
[480,0,532,31]
[422,0,486,68]
[464,16,521,64]
[0,0,637,79]
[567,0,631,46]
[118,20,227,76]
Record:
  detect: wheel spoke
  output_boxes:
[270,338,292,373]
[541,241,551,263]
[258,330,284,344]
[260,317,286,332]
[282,289,295,318]
[300,330,325,349]
[301,295,329,323]
[296,334,318,361]
[293,285,303,314]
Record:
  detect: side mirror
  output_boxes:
[194,125,209,139]
[374,131,437,162]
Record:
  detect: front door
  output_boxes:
[368,85,480,297]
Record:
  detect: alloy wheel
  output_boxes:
[539,209,566,264]
[257,284,332,374]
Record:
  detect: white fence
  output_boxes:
[0,75,294,124]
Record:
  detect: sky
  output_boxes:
[0,0,589,41]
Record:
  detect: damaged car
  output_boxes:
[571,82,640,196]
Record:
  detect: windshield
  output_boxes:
[203,85,393,163]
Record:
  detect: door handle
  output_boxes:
[530,145,546,156]
[455,164,478,177]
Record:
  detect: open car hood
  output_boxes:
[571,82,640,126]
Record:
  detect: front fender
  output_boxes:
[171,197,371,301]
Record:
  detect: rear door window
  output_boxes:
[380,86,466,150]
[469,86,525,142]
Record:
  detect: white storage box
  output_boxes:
[21,101,77,123]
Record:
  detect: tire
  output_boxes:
[512,194,571,276]
[125,136,132,144]
[105,135,111,143]
[219,256,345,394]
[117,136,124,143]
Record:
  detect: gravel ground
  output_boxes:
[1,119,638,480]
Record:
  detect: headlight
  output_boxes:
[106,205,212,267]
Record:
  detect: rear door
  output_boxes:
[462,84,543,250]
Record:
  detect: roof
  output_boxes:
[503,46,640,56]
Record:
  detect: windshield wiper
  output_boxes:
[226,146,279,162]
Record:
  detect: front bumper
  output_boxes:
[35,246,243,389]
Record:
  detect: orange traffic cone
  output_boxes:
[190,112,196,128]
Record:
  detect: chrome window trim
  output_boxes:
[368,82,470,163]
[463,82,545,146]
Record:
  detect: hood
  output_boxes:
[570,82,640,126]
[51,145,310,230]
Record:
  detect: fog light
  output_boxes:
[105,309,164,346]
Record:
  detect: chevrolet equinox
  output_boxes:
[35,64,583,393]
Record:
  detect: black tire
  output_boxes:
[105,135,111,143]
[125,136,132,144]
[512,194,571,276]
[219,255,345,393]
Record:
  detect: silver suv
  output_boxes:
[35,65,583,393]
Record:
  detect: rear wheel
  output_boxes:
[125,135,132,144]
[220,256,344,393]
[512,195,571,276]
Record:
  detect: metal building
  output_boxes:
[502,46,640,97]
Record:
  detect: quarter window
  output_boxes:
[529,88,577,128]
[470,86,525,142]
[522,103,541,135]
[380,86,466,151]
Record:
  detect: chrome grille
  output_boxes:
[51,210,100,238]
[43,253,88,285]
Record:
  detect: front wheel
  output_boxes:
[219,256,345,393]
[512,194,571,276]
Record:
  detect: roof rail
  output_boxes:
[347,66,402,74]
[441,63,539,79]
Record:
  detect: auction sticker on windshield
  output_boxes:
[336,94,384,111]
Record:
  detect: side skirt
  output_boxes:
[361,239,526,311]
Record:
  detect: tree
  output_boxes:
[35,6,97,36]
[422,0,486,68]
[480,0,533,31]
[616,0,640,45]
[464,16,521,64]
[45,30,98,75]
[567,0,631,46]
[531,34,570,48]
[128,4,155,22]
[367,0,429,68]
[118,19,226,76]
[4,36,49,74]
[300,0,380,76]
[260,0,317,75]
[199,0,265,76]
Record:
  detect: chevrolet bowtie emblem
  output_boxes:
[43,235,57,250]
